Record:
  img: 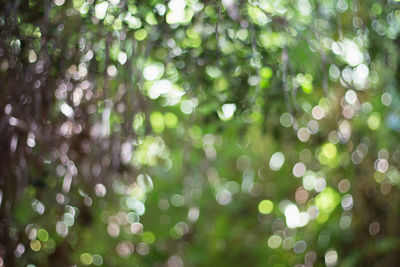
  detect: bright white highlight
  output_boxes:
[269,152,285,171]
[143,64,164,81]
[343,39,363,66]
[345,90,357,105]
[60,103,73,117]
[95,2,108,20]
[218,103,236,121]
[285,204,300,228]
[284,204,309,228]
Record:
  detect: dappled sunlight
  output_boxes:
[1,0,400,266]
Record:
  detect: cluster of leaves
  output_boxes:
[1,0,400,266]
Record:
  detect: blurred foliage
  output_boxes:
[1,0,400,266]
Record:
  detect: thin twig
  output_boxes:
[312,2,329,97]
[281,47,291,112]
[337,13,343,40]
[281,46,298,131]
[215,0,222,68]
[249,23,261,102]
[314,30,329,97]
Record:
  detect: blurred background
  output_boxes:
[1,0,400,266]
